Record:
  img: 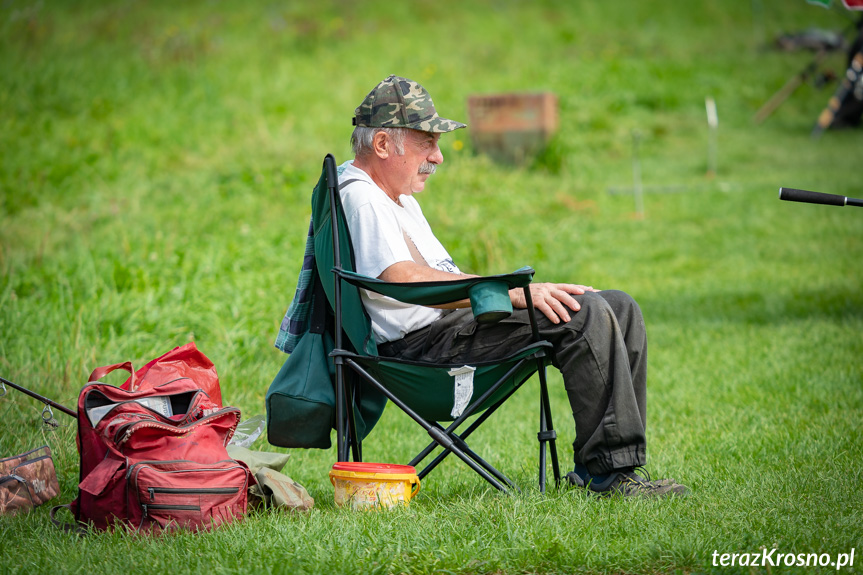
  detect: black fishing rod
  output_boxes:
[0,375,76,418]
[779,187,863,208]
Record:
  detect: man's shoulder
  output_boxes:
[338,163,389,216]
[338,161,373,188]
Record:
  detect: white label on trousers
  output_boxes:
[448,366,476,418]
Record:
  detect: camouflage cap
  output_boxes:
[353,74,466,133]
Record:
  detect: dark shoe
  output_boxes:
[590,468,688,497]
[565,470,586,488]
[568,467,688,498]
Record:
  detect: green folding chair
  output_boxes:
[313,154,561,492]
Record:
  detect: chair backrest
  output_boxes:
[309,155,388,439]
[311,154,377,357]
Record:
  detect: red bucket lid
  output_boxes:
[331,462,416,474]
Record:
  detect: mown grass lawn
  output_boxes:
[1,1,861,573]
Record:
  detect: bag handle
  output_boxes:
[50,504,87,535]
[1,474,35,509]
[87,362,136,389]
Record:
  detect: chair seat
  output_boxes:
[333,342,551,423]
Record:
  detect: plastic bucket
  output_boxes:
[329,462,420,510]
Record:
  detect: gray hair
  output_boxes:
[351,126,407,157]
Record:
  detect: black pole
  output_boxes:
[0,375,76,418]
[779,187,863,207]
[324,154,349,462]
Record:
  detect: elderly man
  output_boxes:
[336,74,686,497]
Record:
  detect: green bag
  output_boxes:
[266,325,336,450]
[266,271,385,449]
[266,270,336,449]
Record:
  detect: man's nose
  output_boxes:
[428,143,444,165]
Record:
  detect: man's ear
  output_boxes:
[372,131,390,159]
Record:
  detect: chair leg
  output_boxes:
[345,374,362,462]
[409,401,496,471]
[539,401,548,493]
[336,366,362,462]
[537,361,561,491]
[335,362,348,462]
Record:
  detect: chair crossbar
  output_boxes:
[343,350,557,493]
[344,357,512,491]
[434,425,521,492]
[412,355,560,493]
[411,364,529,480]
[410,378,521,472]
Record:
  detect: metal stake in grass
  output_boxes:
[631,130,644,218]
[705,97,718,178]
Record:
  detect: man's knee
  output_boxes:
[572,290,644,341]
[596,290,642,320]
[577,290,622,317]
[597,289,637,307]
[539,290,642,343]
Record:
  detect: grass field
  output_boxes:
[1,1,862,573]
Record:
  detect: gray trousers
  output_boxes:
[378,290,647,475]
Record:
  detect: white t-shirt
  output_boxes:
[338,161,460,343]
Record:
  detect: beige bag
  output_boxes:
[252,467,315,511]
[226,445,314,511]
[0,446,60,516]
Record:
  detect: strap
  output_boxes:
[1,474,35,508]
[50,504,87,535]
[402,229,430,267]
[338,178,361,190]
[88,362,136,389]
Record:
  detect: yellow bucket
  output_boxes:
[329,462,420,510]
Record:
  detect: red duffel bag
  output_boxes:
[68,376,251,532]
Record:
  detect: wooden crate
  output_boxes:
[466,92,558,164]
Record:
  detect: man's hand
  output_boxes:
[380,262,597,321]
[510,283,598,324]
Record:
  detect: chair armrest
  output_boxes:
[333,266,535,323]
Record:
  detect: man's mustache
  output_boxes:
[418,162,436,175]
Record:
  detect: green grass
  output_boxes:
[1,1,862,573]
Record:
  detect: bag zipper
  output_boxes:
[0,474,27,485]
[97,388,207,428]
[0,475,35,506]
[11,454,51,473]
[114,407,241,446]
[126,459,244,480]
[128,459,248,500]
[0,446,49,466]
[147,486,239,500]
